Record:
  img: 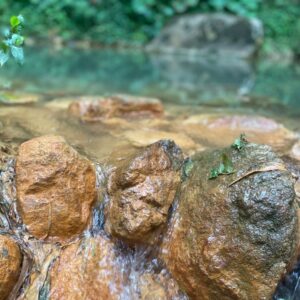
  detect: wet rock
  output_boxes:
[0,235,22,300]
[69,94,164,122]
[121,129,202,155]
[50,235,123,300]
[139,271,188,300]
[162,143,299,299]
[290,140,300,161]
[105,140,184,244]
[0,91,41,104]
[147,13,263,59]
[16,135,96,242]
[181,114,296,152]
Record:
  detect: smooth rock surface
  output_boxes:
[50,236,122,300]
[147,13,263,58]
[162,144,299,299]
[16,135,96,242]
[0,235,22,300]
[105,140,184,244]
[69,94,164,121]
[180,114,296,152]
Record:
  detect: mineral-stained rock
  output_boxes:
[181,114,296,152]
[50,235,122,300]
[68,94,164,121]
[161,143,299,300]
[0,235,22,300]
[105,140,184,244]
[16,135,96,242]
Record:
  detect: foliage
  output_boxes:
[231,134,248,151]
[209,153,234,179]
[0,0,299,53]
[0,15,25,66]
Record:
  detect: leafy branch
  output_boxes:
[0,15,25,67]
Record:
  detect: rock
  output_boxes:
[0,235,22,300]
[147,13,263,59]
[161,143,299,299]
[139,271,188,300]
[16,135,96,242]
[121,129,202,154]
[105,140,184,244]
[0,91,41,104]
[68,94,164,122]
[290,140,300,161]
[181,114,296,152]
[50,236,123,300]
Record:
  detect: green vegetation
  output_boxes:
[0,15,25,66]
[209,153,235,179]
[231,134,248,151]
[0,1,299,54]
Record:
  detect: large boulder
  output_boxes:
[16,135,96,242]
[0,235,22,300]
[147,13,263,58]
[105,140,184,244]
[68,94,164,122]
[161,143,299,299]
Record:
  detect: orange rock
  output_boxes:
[68,94,164,121]
[50,236,123,300]
[181,114,296,152]
[16,135,96,242]
[105,140,184,244]
[162,144,299,299]
[0,235,22,300]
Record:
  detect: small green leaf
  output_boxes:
[10,16,21,28]
[209,168,219,179]
[11,34,24,47]
[232,134,248,151]
[10,46,24,64]
[0,50,9,66]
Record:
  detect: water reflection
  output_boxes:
[0,47,299,116]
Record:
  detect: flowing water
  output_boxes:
[0,47,299,299]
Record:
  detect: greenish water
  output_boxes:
[0,47,300,118]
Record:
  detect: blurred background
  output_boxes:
[0,0,300,116]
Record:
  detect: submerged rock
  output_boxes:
[68,94,164,122]
[147,13,263,58]
[162,143,299,299]
[181,114,296,152]
[16,135,96,242]
[0,235,22,300]
[105,140,184,244]
[50,235,123,300]
[121,129,201,154]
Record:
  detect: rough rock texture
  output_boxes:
[147,13,263,58]
[180,114,296,152]
[50,236,122,300]
[162,144,299,300]
[0,235,22,300]
[16,135,96,242]
[69,94,164,121]
[105,140,184,244]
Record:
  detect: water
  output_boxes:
[0,47,299,117]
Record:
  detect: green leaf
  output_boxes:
[11,34,24,47]
[231,134,248,151]
[209,153,235,179]
[0,50,9,66]
[10,16,20,28]
[209,168,219,179]
[10,46,24,64]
